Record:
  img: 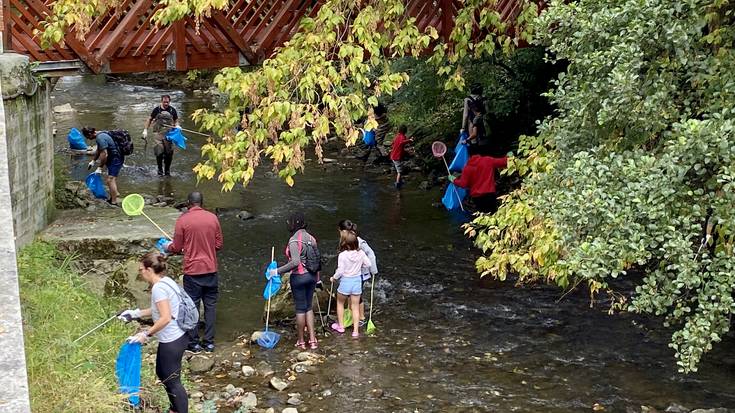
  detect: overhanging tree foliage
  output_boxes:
[471,0,735,372]
[39,0,735,372]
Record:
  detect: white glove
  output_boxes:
[127,331,148,344]
[118,308,142,322]
[142,129,148,139]
[87,160,96,170]
[94,167,102,174]
[267,268,278,280]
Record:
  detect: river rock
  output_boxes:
[237,210,255,220]
[53,103,76,114]
[292,362,311,373]
[242,365,256,377]
[287,393,303,406]
[240,392,258,409]
[190,391,204,400]
[665,405,689,413]
[296,352,316,362]
[256,361,274,377]
[270,377,289,391]
[691,409,733,413]
[282,409,298,413]
[224,384,237,397]
[189,355,215,373]
[418,180,431,191]
[251,331,264,342]
[321,389,332,397]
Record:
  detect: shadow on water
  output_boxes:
[51,76,735,412]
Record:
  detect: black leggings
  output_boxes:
[290,272,317,314]
[156,333,189,413]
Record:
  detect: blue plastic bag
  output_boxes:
[362,129,376,147]
[442,183,467,211]
[165,127,187,149]
[449,132,469,172]
[263,261,281,299]
[115,342,141,407]
[67,128,88,150]
[85,172,108,199]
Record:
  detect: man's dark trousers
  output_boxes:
[183,272,218,346]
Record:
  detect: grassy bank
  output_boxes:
[18,241,166,412]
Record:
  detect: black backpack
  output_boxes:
[107,129,134,156]
[298,231,322,273]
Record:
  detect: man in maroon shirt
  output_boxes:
[166,192,223,352]
[450,146,509,213]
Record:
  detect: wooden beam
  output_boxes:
[173,20,186,70]
[22,0,103,71]
[2,0,11,51]
[258,0,297,53]
[146,26,173,56]
[211,10,256,63]
[200,17,234,53]
[97,0,153,65]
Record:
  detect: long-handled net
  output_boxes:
[432,141,465,211]
[121,194,172,239]
[257,247,281,349]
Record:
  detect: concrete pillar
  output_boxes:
[2,53,54,247]
[0,53,32,412]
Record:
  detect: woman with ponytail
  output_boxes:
[119,252,189,413]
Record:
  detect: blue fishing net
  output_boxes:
[115,342,141,407]
[165,127,187,149]
[67,128,88,150]
[262,261,281,300]
[442,183,467,211]
[85,172,108,199]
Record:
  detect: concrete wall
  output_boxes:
[0,53,32,412]
[1,53,54,247]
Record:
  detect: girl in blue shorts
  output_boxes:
[330,230,371,338]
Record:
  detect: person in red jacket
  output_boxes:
[450,146,509,213]
[389,125,413,189]
[165,192,223,353]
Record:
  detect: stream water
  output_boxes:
[51,75,735,412]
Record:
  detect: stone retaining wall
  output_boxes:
[0,52,32,412]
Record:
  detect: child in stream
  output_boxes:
[338,219,378,326]
[330,230,372,337]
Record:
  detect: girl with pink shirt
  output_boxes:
[330,230,372,337]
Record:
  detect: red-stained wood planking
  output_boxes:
[10,0,534,73]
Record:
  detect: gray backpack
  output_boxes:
[160,280,199,331]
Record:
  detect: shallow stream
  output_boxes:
[51,76,735,412]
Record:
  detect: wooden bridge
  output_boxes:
[1,0,529,75]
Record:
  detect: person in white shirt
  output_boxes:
[119,252,189,413]
[330,230,372,338]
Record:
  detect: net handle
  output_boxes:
[141,211,172,240]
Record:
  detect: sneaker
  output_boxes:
[157,170,164,176]
[186,343,203,353]
[204,343,215,353]
[351,331,359,338]
[358,319,367,327]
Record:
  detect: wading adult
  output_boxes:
[143,95,179,176]
[271,212,320,350]
[165,192,223,353]
[83,127,124,205]
[464,99,491,155]
[450,146,508,213]
[120,253,189,413]
[460,83,485,135]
